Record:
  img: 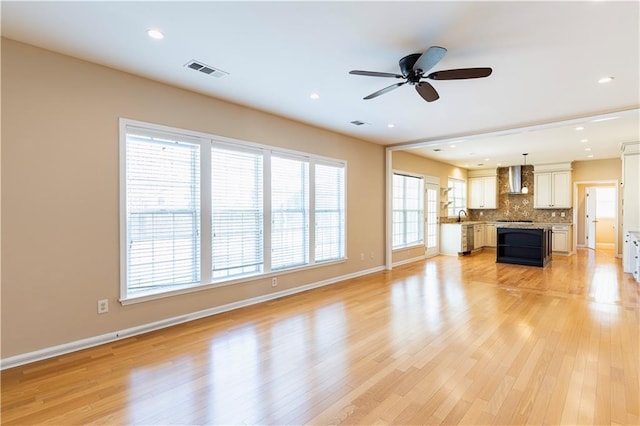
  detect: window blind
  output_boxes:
[211,146,264,279]
[315,162,345,262]
[125,134,201,294]
[271,155,309,270]
[392,173,424,249]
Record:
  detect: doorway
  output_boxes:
[575,181,618,253]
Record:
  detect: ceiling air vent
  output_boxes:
[185,60,229,78]
[350,120,368,126]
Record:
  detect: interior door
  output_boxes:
[425,182,439,257]
[586,187,597,250]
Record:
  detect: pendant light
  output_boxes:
[521,153,529,194]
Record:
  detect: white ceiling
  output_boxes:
[2,1,639,167]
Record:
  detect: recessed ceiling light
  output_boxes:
[587,154,594,158]
[387,123,395,128]
[598,76,614,84]
[310,92,320,100]
[463,164,469,167]
[581,139,588,143]
[497,163,502,166]
[146,29,164,40]
[585,147,592,151]
[450,145,456,148]
[575,126,584,131]
[484,158,490,161]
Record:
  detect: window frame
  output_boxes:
[120,118,347,304]
[392,171,425,250]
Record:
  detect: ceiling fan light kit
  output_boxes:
[349,46,492,102]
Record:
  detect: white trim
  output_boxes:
[392,254,426,267]
[385,149,393,270]
[1,265,384,371]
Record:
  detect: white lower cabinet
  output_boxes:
[473,224,485,250]
[551,225,572,253]
[484,224,497,247]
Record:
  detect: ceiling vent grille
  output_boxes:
[350,120,368,126]
[185,60,229,78]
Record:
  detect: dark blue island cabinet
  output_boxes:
[496,226,552,267]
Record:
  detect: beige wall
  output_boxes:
[572,159,622,253]
[391,150,467,264]
[1,39,386,358]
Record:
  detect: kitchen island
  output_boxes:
[496,224,552,267]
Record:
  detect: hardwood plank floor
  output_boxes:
[2,248,639,425]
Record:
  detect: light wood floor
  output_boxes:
[2,248,639,425]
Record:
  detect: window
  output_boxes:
[124,132,201,294]
[315,162,346,262]
[447,178,467,217]
[120,119,346,301]
[211,146,263,280]
[595,187,616,218]
[271,155,309,270]
[392,173,424,249]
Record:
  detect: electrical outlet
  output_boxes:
[551,212,556,217]
[480,211,484,216]
[560,212,565,217]
[271,277,278,287]
[97,299,109,314]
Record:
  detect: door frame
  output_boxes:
[572,179,619,256]
[585,187,597,250]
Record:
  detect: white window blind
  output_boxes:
[121,119,347,302]
[315,162,345,262]
[447,178,467,217]
[211,146,263,280]
[392,173,424,249]
[271,155,309,270]
[125,133,201,295]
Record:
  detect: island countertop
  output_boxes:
[495,223,553,230]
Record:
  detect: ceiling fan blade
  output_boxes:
[412,46,447,73]
[349,70,404,79]
[364,82,406,100]
[427,67,493,80]
[416,82,439,102]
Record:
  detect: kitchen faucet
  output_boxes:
[458,209,467,223]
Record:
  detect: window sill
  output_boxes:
[120,258,347,306]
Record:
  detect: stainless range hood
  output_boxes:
[507,165,523,194]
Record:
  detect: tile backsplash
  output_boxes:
[464,165,572,223]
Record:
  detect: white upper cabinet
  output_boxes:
[468,170,497,209]
[533,163,572,209]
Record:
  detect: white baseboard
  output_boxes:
[1,265,385,370]
[392,255,426,267]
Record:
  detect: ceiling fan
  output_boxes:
[349,46,492,102]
